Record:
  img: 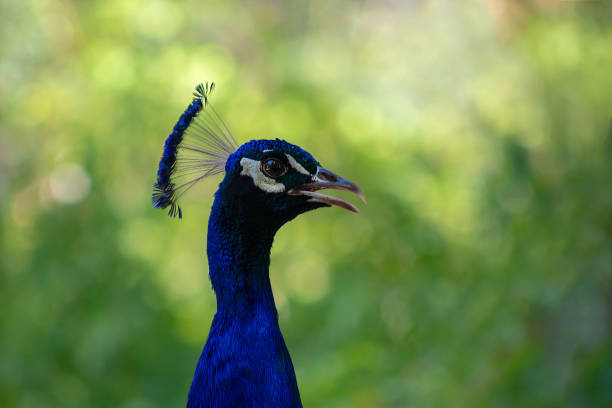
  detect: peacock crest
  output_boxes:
[152,82,238,218]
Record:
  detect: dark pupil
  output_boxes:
[263,158,286,178]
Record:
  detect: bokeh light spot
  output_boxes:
[49,163,91,204]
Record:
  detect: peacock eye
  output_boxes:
[261,157,288,178]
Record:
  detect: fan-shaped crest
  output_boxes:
[153,82,238,218]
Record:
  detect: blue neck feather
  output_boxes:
[187,181,303,408]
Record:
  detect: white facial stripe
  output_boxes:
[312,166,323,182]
[240,158,285,193]
[285,154,310,176]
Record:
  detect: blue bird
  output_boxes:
[153,83,365,408]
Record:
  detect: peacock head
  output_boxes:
[219,139,364,220]
[153,83,364,220]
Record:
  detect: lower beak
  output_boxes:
[288,167,366,213]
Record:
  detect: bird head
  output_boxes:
[153,83,364,220]
[218,139,365,221]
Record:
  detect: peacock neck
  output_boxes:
[207,190,281,318]
[188,187,303,407]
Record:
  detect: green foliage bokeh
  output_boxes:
[1,1,611,407]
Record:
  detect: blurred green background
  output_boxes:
[1,0,612,407]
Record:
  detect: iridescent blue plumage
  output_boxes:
[153,84,364,408]
[152,98,203,218]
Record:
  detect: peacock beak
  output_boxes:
[287,167,366,213]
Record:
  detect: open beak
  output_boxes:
[288,167,366,213]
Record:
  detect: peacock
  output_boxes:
[153,83,365,408]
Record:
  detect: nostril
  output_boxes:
[317,168,338,182]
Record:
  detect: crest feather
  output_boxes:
[153,82,238,218]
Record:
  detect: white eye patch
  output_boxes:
[285,154,310,176]
[240,157,286,193]
[239,154,314,193]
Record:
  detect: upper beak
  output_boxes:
[288,167,366,213]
